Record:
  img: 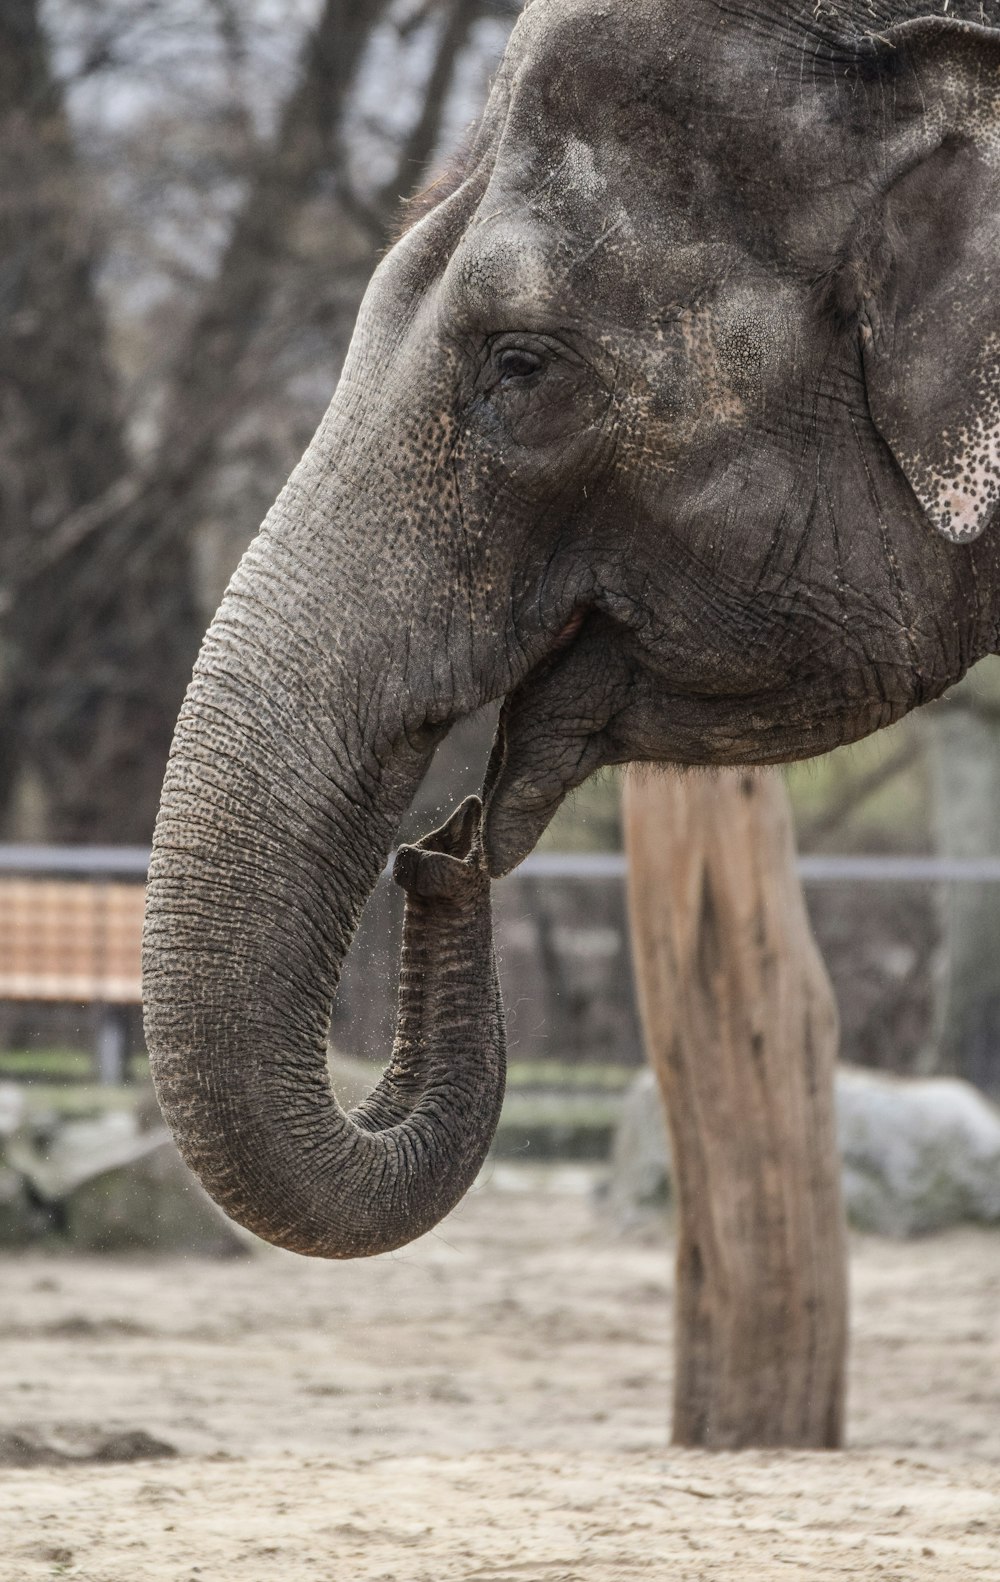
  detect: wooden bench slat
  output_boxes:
[0,879,145,1004]
[0,973,142,1002]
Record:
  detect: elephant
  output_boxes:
[143,0,1000,1259]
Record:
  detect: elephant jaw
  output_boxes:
[483,724,606,877]
[482,608,625,877]
[478,605,852,876]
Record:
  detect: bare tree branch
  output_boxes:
[375,0,482,225]
[0,0,132,835]
[157,0,394,464]
[0,0,513,840]
[798,740,921,849]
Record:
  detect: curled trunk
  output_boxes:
[143,468,506,1257]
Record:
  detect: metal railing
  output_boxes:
[1,842,994,1086]
[4,844,1000,883]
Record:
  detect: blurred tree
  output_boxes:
[923,658,1000,1096]
[0,0,132,834]
[0,0,510,842]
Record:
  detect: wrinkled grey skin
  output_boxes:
[144,0,1000,1257]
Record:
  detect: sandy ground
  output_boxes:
[2,1165,999,1581]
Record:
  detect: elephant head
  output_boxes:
[144,0,1000,1256]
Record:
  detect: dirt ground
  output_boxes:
[2,1164,999,1581]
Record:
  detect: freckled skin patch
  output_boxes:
[899,336,1000,541]
[859,54,1000,548]
[145,0,1000,1255]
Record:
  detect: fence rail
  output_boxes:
[0,843,990,1082]
[0,846,152,877]
[5,844,1000,883]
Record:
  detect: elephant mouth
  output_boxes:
[551,606,589,648]
[481,603,615,877]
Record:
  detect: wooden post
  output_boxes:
[622,768,847,1449]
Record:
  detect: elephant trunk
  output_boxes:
[142,453,506,1258]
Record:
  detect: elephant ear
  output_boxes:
[859,18,1000,543]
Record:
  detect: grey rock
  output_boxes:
[0,1096,247,1255]
[604,1069,672,1226]
[62,1135,248,1255]
[837,1066,1000,1236]
[0,1163,53,1246]
[0,1083,57,1245]
[7,1110,166,1202]
[0,1082,26,1137]
[608,1065,1000,1237]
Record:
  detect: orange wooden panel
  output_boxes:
[0,879,144,1002]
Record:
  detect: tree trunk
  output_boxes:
[622,768,847,1449]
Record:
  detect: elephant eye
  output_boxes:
[496,347,543,383]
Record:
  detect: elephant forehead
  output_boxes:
[442,135,692,329]
[432,0,858,333]
[443,191,753,344]
[445,222,560,324]
[505,0,686,101]
[490,0,854,264]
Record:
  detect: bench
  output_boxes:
[0,879,145,1082]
